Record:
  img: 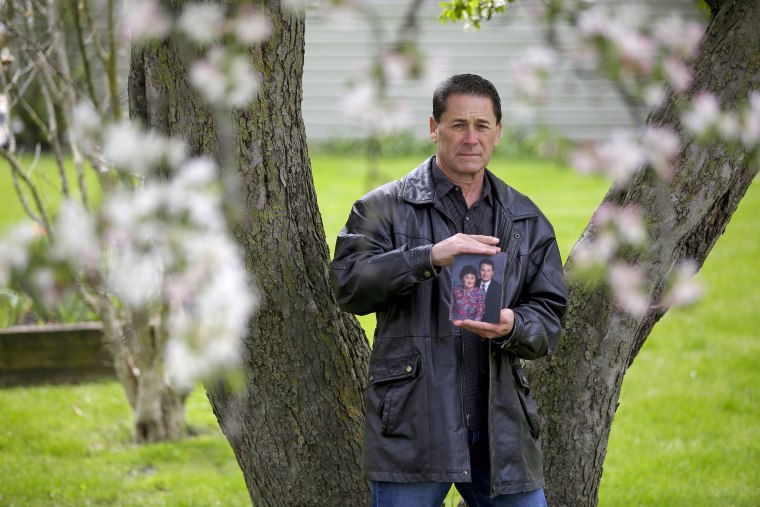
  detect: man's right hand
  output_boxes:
[431,234,500,267]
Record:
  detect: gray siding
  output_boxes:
[302,0,702,142]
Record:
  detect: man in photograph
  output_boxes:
[478,257,503,324]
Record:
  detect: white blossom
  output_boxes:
[233,11,272,45]
[190,48,259,108]
[226,56,260,108]
[70,102,102,155]
[682,92,721,136]
[120,0,172,42]
[0,224,36,287]
[178,2,226,45]
[53,200,101,271]
[103,122,168,175]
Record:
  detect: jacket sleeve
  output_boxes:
[329,195,437,315]
[499,229,568,360]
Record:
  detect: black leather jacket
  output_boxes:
[330,157,568,495]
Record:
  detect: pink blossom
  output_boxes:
[663,57,692,93]
[682,92,721,136]
[662,261,703,308]
[653,16,704,59]
[608,263,649,317]
[642,126,680,181]
[510,47,557,105]
[740,92,760,149]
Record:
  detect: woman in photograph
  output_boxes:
[450,264,486,321]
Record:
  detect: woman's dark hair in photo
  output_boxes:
[458,264,478,281]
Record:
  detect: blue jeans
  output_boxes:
[370,431,547,507]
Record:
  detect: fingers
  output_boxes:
[431,234,501,267]
[453,309,515,339]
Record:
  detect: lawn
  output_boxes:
[0,153,758,505]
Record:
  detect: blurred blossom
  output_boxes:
[663,57,692,94]
[0,224,36,287]
[121,0,172,42]
[281,0,309,15]
[643,85,666,110]
[613,31,655,75]
[233,11,272,45]
[70,102,102,154]
[108,250,164,307]
[424,52,452,90]
[226,56,260,108]
[741,92,760,149]
[190,49,259,108]
[32,267,59,310]
[717,113,741,142]
[662,261,703,308]
[103,122,168,175]
[682,92,721,136]
[571,132,647,183]
[641,126,680,180]
[653,16,704,59]
[53,201,101,271]
[382,51,414,83]
[178,2,226,45]
[510,47,557,105]
[608,263,649,317]
[0,93,9,147]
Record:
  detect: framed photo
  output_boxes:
[449,252,507,324]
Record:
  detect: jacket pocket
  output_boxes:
[368,354,421,437]
[512,366,540,439]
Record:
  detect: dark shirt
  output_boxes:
[431,158,493,431]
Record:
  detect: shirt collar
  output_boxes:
[431,157,493,206]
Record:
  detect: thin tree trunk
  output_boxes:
[128,2,370,504]
[531,2,760,505]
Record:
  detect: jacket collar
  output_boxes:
[399,156,540,220]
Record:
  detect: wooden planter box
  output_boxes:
[0,322,114,387]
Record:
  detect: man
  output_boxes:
[478,258,503,324]
[330,74,567,507]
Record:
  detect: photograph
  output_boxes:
[449,252,507,324]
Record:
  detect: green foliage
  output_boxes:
[438,0,513,29]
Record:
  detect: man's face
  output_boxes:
[480,263,494,283]
[429,94,502,181]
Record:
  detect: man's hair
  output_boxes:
[432,74,502,124]
[479,258,495,270]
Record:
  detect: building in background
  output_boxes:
[302,0,702,143]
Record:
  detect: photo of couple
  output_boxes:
[449,252,507,324]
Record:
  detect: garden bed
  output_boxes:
[0,322,113,387]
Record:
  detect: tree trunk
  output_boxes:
[128,2,370,505]
[530,2,760,505]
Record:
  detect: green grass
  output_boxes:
[0,383,249,506]
[0,153,758,505]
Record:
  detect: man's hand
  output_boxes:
[431,233,500,267]
[453,308,515,340]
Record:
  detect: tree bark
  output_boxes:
[530,2,760,505]
[128,1,370,504]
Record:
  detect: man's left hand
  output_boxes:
[453,308,515,340]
